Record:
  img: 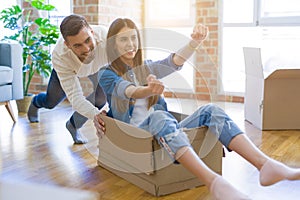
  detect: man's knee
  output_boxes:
[44,103,57,109]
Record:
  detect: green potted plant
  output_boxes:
[0,0,59,112]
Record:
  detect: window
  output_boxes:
[223,0,255,25]
[43,0,72,84]
[261,0,300,17]
[0,0,17,39]
[260,0,300,25]
[145,0,194,27]
[222,0,300,95]
[45,1,71,50]
[47,0,72,27]
[144,0,195,93]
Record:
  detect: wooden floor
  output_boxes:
[1,99,300,200]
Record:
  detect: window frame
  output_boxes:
[221,0,300,96]
[258,0,300,26]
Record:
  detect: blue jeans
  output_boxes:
[32,69,106,129]
[139,103,242,161]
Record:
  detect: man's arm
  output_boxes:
[52,48,102,120]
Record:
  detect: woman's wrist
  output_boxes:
[188,40,201,51]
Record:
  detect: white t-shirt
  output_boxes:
[130,98,154,126]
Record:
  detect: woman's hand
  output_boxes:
[125,75,164,99]
[93,110,106,139]
[172,24,209,66]
[190,24,209,47]
[146,74,164,95]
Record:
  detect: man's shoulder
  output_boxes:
[91,25,108,40]
[91,24,108,32]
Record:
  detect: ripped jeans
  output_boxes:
[138,103,242,162]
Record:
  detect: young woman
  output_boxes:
[98,18,300,200]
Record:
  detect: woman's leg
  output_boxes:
[176,146,250,200]
[139,110,250,200]
[179,103,300,186]
[179,103,242,148]
[228,134,300,186]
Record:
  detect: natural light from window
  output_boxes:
[145,0,195,93]
[0,1,17,39]
[222,0,300,95]
[48,0,71,26]
[261,0,300,17]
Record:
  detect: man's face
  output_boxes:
[65,27,96,64]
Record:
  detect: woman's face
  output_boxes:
[114,27,138,66]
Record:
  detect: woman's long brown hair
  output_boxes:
[106,18,158,110]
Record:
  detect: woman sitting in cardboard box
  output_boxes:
[98,18,300,200]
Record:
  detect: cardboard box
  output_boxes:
[243,47,300,130]
[97,112,223,196]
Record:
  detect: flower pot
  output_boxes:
[16,95,34,113]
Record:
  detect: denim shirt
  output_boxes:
[98,53,182,123]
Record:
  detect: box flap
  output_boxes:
[243,47,265,129]
[266,69,300,79]
[101,115,153,152]
[99,115,155,173]
[243,47,264,78]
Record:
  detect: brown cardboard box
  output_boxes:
[244,47,300,130]
[97,112,223,196]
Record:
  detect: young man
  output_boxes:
[27,14,106,144]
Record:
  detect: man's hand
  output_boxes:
[93,110,106,139]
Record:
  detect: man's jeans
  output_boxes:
[33,69,106,129]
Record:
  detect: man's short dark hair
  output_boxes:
[60,14,91,41]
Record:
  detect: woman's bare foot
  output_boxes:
[210,176,251,200]
[260,159,300,186]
